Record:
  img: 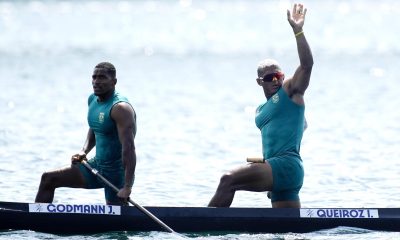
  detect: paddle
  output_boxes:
[80,159,175,233]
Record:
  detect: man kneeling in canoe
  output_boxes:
[208,3,313,208]
[35,62,137,205]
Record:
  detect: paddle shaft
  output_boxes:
[81,160,175,233]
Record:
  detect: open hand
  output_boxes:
[287,3,307,32]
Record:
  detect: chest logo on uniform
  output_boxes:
[98,112,105,124]
[272,94,279,103]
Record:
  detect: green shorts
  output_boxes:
[267,154,304,202]
[78,158,129,205]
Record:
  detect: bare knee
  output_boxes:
[217,173,235,191]
[39,172,59,189]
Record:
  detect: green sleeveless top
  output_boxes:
[255,87,305,160]
[87,91,136,169]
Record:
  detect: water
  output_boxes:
[1,0,400,239]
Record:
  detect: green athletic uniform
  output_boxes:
[79,91,136,204]
[255,87,304,202]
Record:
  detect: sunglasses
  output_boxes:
[260,72,285,82]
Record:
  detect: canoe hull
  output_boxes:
[1,201,399,234]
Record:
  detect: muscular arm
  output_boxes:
[82,128,96,154]
[71,128,95,163]
[284,4,314,101]
[111,102,136,195]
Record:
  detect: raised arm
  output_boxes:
[111,102,137,199]
[285,3,314,100]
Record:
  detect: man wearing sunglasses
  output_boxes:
[209,3,313,208]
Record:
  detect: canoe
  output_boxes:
[0,201,399,234]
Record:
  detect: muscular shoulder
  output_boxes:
[111,103,136,132]
[111,102,137,137]
[283,79,305,105]
[111,102,135,120]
